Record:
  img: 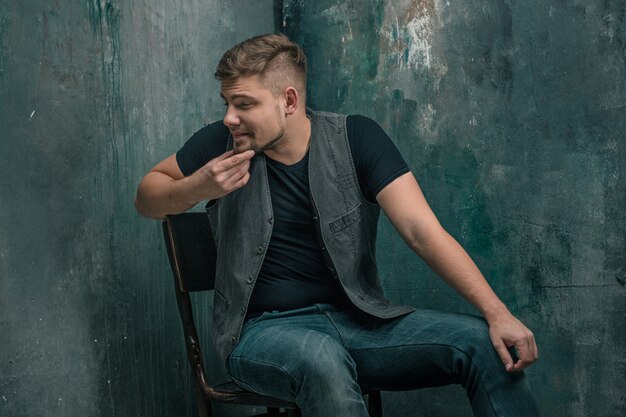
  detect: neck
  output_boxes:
[263,110,311,165]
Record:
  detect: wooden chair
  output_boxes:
[162,212,383,417]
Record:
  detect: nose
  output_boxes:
[223,106,240,128]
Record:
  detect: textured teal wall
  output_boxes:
[2,1,624,416]
[0,1,274,416]
[284,0,625,416]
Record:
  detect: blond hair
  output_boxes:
[215,33,307,98]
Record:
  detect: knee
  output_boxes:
[444,316,499,372]
[449,316,513,381]
[452,315,493,353]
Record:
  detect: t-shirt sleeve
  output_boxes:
[346,115,410,203]
[175,121,230,176]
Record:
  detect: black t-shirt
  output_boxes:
[176,115,410,315]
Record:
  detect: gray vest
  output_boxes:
[206,110,414,362]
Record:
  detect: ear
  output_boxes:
[283,87,299,115]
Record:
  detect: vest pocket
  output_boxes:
[329,203,363,234]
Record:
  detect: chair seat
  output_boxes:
[211,381,380,408]
[211,381,298,409]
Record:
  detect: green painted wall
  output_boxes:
[283,0,625,416]
[2,1,625,416]
[0,1,274,416]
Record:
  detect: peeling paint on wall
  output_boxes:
[382,0,437,70]
[284,0,626,415]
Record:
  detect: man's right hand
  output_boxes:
[134,149,255,219]
[191,149,255,201]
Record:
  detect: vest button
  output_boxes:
[241,306,246,314]
[268,217,273,224]
[256,246,264,254]
[246,275,254,284]
[231,336,236,343]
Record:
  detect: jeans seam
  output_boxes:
[324,312,349,349]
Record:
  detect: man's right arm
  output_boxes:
[134,150,255,220]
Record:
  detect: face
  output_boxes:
[221,75,287,154]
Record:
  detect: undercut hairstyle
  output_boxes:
[215,33,307,99]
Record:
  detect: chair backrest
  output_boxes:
[162,213,217,416]
[162,212,217,293]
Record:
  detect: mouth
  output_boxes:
[232,131,250,139]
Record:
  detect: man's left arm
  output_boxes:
[377,172,538,372]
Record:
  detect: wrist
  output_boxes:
[480,301,512,324]
[177,175,206,207]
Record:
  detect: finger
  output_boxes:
[526,330,538,360]
[510,348,534,371]
[510,359,530,371]
[225,159,250,183]
[235,171,251,189]
[202,151,235,175]
[206,151,252,181]
[492,340,514,371]
[222,161,251,188]
[527,337,536,362]
[510,339,534,371]
[528,334,538,361]
[225,171,251,193]
[517,340,530,360]
[221,149,255,170]
[212,150,235,162]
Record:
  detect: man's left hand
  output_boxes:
[488,313,538,372]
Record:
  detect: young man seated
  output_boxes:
[135,33,539,417]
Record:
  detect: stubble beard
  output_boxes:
[257,128,287,153]
[238,104,287,154]
[233,128,286,154]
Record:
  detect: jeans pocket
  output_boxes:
[243,311,270,328]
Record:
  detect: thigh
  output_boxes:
[331,308,501,390]
[227,310,355,400]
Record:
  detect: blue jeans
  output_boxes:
[226,304,539,417]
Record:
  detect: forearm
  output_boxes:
[134,171,203,220]
[410,228,510,322]
[378,174,537,369]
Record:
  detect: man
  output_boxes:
[135,33,539,416]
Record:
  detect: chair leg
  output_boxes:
[368,390,383,417]
[194,383,213,417]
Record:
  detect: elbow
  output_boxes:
[133,188,165,220]
[133,196,148,218]
[404,223,448,257]
[405,232,427,257]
